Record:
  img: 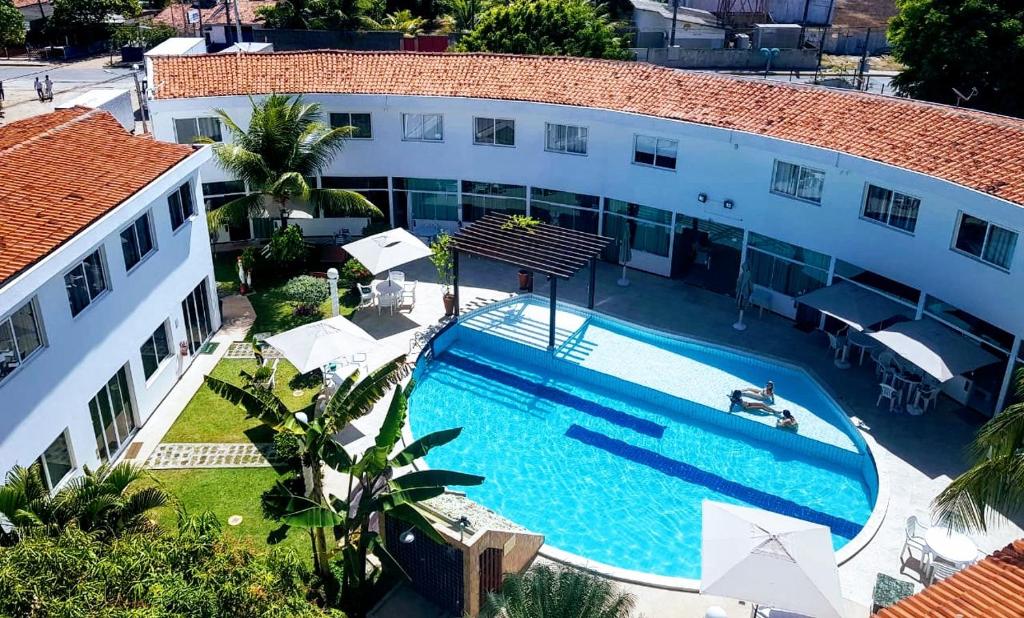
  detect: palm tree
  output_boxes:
[480,564,636,618]
[209,94,382,230]
[0,462,168,544]
[444,0,490,31]
[933,370,1024,532]
[366,10,426,34]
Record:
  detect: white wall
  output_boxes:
[0,148,220,485]
[148,92,1024,341]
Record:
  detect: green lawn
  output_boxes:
[146,468,308,558]
[163,358,319,443]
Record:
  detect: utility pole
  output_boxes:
[857,27,871,90]
[131,65,148,135]
[669,0,680,47]
[231,0,243,44]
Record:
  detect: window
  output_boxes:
[529,187,600,234]
[0,299,44,382]
[182,280,214,355]
[203,180,246,210]
[89,365,137,463]
[394,177,459,225]
[168,182,195,230]
[402,113,443,141]
[461,181,526,222]
[173,117,222,144]
[64,250,108,317]
[140,322,171,380]
[633,135,678,170]
[120,212,155,271]
[545,123,588,155]
[771,161,825,204]
[329,113,372,139]
[861,184,920,233]
[953,213,1017,270]
[37,431,74,491]
[746,232,831,297]
[603,199,672,258]
[474,117,515,146]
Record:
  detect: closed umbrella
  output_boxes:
[733,262,753,331]
[701,501,845,618]
[263,315,377,374]
[616,222,633,287]
[342,227,432,276]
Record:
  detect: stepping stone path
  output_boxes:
[146,443,284,469]
[224,342,282,360]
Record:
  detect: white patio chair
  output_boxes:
[378,293,400,316]
[901,515,930,565]
[827,332,847,361]
[401,281,416,310]
[263,358,279,389]
[914,384,939,414]
[927,559,961,585]
[389,271,406,285]
[877,383,902,412]
[357,283,375,309]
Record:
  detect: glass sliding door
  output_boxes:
[88,364,137,463]
[393,177,459,235]
[181,280,213,355]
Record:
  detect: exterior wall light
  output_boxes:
[697,193,708,203]
[724,199,734,209]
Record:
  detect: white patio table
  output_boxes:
[924,526,978,568]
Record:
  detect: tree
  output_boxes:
[0,0,25,51]
[933,370,1024,532]
[442,0,489,31]
[48,0,141,44]
[888,0,1024,116]
[365,9,426,33]
[210,94,382,230]
[480,564,636,618]
[0,512,338,617]
[258,0,378,30]
[456,0,630,60]
[0,462,168,545]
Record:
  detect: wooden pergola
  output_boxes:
[450,213,613,349]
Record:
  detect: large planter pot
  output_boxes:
[518,269,533,292]
[442,292,456,316]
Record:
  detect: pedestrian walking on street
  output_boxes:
[34,77,44,102]
[43,76,53,102]
[0,81,5,101]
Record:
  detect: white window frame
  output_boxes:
[632,134,678,170]
[37,429,75,492]
[0,297,46,384]
[859,183,921,235]
[951,211,1018,272]
[329,112,373,139]
[769,160,825,204]
[401,113,444,142]
[140,320,173,382]
[168,181,196,232]
[64,248,109,318]
[120,210,156,273]
[473,117,516,147]
[173,116,222,144]
[545,123,588,156]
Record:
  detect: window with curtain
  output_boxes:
[329,113,372,138]
[633,135,678,170]
[0,299,44,382]
[474,117,515,146]
[861,184,920,233]
[64,250,108,317]
[173,117,222,144]
[545,123,588,154]
[394,177,459,222]
[954,212,1018,270]
[402,113,443,141]
[120,212,155,271]
[140,321,171,380]
[771,161,824,204]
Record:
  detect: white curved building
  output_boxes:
[146,47,1024,417]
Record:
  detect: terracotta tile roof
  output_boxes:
[12,0,46,9]
[875,540,1024,618]
[153,0,271,28]
[151,51,1024,206]
[0,108,194,287]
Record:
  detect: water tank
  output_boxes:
[734,33,750,50]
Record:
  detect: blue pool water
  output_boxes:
[408,300,877,579]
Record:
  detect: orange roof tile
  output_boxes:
[151,51,1024,206]
[875,540,1024,618]
[152,0,271,28]
[0,108,194,287]
[12,0,46,9]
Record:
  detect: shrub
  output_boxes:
[263,224,309,271]
[273,432,304,469]
[283,275,330,314]
[340,258,373,287]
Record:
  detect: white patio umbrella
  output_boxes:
[700,501,845,618]
[263,315,377,374]
[342,227,433,276]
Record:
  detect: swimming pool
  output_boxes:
[409,297,878,580]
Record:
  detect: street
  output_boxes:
[0,56,139,124]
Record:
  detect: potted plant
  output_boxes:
[430,232,456,316]
[502,216,540,291]
[239,247,260,294]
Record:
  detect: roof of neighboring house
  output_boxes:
[12,0,46,9]
[629,0,723,28]
[150,51,1024,206]
[153,0,272,28]
[875,540,1024,618]
[0,108,194,287]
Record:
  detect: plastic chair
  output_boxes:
[914,385,939,413]
[902,515,930,565]
[877,383,902,412]
[400,281,417,310]
[389,271,406,285]
[357,283,375,309]
[827,332,847,361]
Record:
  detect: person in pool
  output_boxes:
[728,390,776,414]
[742,380,775,404]
[776,409,798,429]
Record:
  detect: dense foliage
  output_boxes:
[111,20,177,48]
[0,513,341,617]
[264,224,310,270]
[456,0,630,59]
[258,0,384,30]
[889,0,1024,116]
[480,564,636,618]
[48,0,141,43]
[0,0,25,49]
[340,258,373,287]
[283,275,331,313]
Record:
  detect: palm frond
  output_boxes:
[933,450,1024,532]
[325,356,408,426]
[309,188,382,219]
[211,193,266,228]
